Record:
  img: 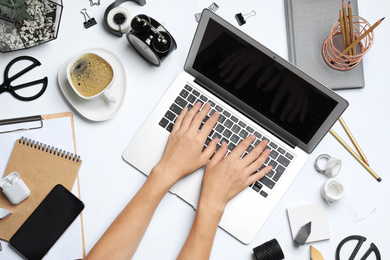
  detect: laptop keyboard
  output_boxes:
[159,84,295,199]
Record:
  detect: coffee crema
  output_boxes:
[69,53,114,97]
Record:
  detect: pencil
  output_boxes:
[339,11,348,50]
[329,129,381,182]
[342,0,352,55]
[338,117,369,165]
[331,17,385,64]
[347,1,356,55]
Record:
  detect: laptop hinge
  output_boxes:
[194,78,296,150]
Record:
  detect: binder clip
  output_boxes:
[194,2,219,23]
[235,10,256,26]
[80,8,97,29]
[89,0,100,6]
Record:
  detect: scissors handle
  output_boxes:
[3,56,42,83]
[336,235,381,260]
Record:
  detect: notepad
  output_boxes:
[286,202,331,244]
[0,137,82,241]
[285,0,364,89]
[0,113,84,259]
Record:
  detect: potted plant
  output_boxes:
[0,0,63,53]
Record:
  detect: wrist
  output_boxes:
[149,164,179,189]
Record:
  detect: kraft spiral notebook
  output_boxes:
[285,0,364,89]
[0,113,84,259]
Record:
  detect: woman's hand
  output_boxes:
[200,136,272,210]
[153,102,220,185]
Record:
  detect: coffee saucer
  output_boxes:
[58,48,126,121]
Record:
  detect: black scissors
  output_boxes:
[0,56,47,101]
[336,235,381,260]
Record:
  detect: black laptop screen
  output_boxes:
[192,18,338,145]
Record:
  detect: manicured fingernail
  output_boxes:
[195,101,201,107]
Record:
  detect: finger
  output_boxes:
[247,165,272,185]
[171,106,188,133]
[246,148,271,175]
[230,135,256,159]
[180,101,202,130]
[208,141,228,167]
[262,71,282,92]
[270,81,288,114]
[279,92,297,121]
[219,51,241,77]
[256,66,274,88]
[299,93,309,123]
[287,93,303,123]
[200,137,219,162]
[234,64,259,89]
[198,110,219,140]
[190,103,211,132]
[242,139,268,165]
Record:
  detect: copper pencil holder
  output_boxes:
[322,16,374,71]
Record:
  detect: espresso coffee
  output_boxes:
[69,54,114,97]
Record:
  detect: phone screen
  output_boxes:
[10,184,84,260]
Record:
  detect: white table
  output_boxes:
[1,0,389,259]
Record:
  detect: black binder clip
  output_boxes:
[235,10,256,26]
[80,8,97,29]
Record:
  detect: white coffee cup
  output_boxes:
[67,52,116,103]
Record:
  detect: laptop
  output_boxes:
[123,9,348,244]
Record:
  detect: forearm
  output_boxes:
[177,200,225,260]
[85,167,174,260]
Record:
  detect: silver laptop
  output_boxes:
[123,9,348,244]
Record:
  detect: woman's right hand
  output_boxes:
[199,136,272,210]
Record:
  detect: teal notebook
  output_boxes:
[285,0,364,90]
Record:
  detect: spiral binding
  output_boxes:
[19,136,81,163]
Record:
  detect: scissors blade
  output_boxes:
[310,246,324,260]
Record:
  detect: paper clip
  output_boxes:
[80,8,97,29]
[235,10,256,26]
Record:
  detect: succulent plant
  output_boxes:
[0,0,31,22]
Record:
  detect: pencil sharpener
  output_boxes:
[0,172,31,205]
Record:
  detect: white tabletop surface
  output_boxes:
[1,0,389,259]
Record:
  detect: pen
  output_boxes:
[329,129,381,182]
[338,117,369,165]
[347,1,356,55]
[331,17,385,64]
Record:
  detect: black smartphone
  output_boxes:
[10,184,84,260]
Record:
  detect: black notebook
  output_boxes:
[285,0,364,90]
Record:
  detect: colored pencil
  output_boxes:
[338,117,369,165]
[329,129,381,182]
[331,17,385,63]
[347,1,356,55]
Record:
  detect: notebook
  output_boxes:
[285,0,364,89]
[122,9,348,244]
[0,137,81,241]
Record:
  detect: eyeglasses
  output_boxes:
[0,56,48,101]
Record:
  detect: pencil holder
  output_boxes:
[322,16,374,71]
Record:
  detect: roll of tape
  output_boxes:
[315,154,342,177]
[107,7,131,33]
[321,178,345,204]
[253,238,285,260]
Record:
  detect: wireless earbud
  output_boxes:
[10,176,20,185]
[151,31,172,53]
[126,14,177,66]
[1,181,11,190]
[0,172,31,204]
[131,15,151,33]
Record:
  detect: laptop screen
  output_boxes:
[185,10,348,153]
